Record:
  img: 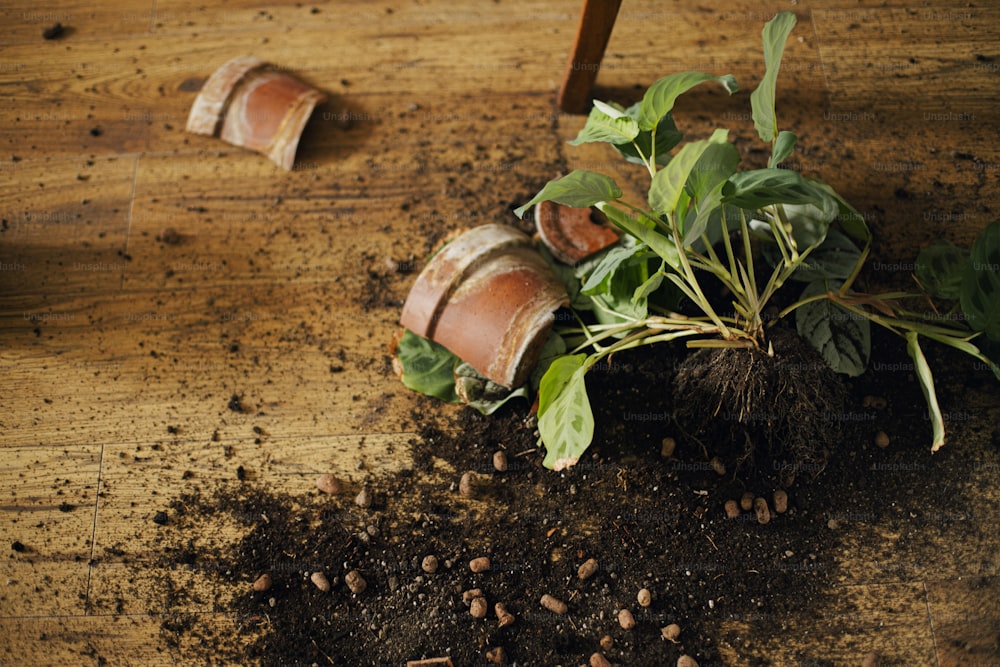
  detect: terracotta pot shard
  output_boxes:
[186,56,326,170]
[400,224,568,389]
[535,200,619,265]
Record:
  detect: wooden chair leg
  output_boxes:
[557,0,623,114]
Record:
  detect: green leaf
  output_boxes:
[537,355,595,470]
[960,222,1000,340]
[723,168,823,210]
[905,332,946,452]
[396,329,461,403]
[765,228,862,282]
[614,110,682,167]
[685,181,734,247]
[599,204,682,271]
[638,72,739,132]
[685,140,740,207]
[569,103,641,146]
[750,12,797,143]
[454,363,529,415]
[593,99,628,119]
[530,332,568,392]
[649,130,729,217]
[514,170,623,219]
[795,280,871,376]
[769,130,797,167]
[915,240,970,300]
[580,244,640,295]
[807,178,870,245]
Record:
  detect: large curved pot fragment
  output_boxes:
[186,56,325,170]
[400,224,568,389]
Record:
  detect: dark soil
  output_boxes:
[673,326,848,487]
[153,318,999,666]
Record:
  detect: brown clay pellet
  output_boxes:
[874,431,890,448]
[724,499,740,519]
[661,437,676,458]
[677,656,699,667]
[316,473,342,495]
[252,573,272,592]
[862,652,881,667]
[618,608,636,630]
[469,556,491,573]
[421,555,439,573]
[590,653,612,667]
[578,557,598,580]
[310,571,330,592]
[710,457,726,476]
[470,596,488,619]
[540,593,567,615]
[494,602,515,627]
[492,450,508,472]
[754,497,771,525]
[773,489,789,514]
[486,647,507,664]
[345,569,366,594]
[459,471,478,497]
[462,588,483,606]
[637,588,652,607]
[661,623,681,642]
[599,634,613,650]
[740,491,755,511]
[354,487,372,509]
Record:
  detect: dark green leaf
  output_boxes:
[537,355,594,470]
[530,332,568,392]
[795,280,871,376]
[685,140,740,206]
[764,228,862,282]
[723,168,822,210]
[750,12,797,143]
[638,72,738,132]
[807,178,870,245]
[960,222,1000,340]
[396,329,461,403]
[569,103,641,146]
[514,170,623,219]
[915,240,970,300]
[769,130,797,167]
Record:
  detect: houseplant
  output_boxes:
[397,12,999,474]
[514,12,999,471]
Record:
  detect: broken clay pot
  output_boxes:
[400,224,568,389]
[186,56,326,170]
[535,201,619,265]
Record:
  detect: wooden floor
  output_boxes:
[1,0,998,665]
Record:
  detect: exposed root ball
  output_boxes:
[672,327,847,483]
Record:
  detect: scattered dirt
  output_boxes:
[154,320,998,665]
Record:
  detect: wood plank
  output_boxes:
[716,582,938,665]
[0,446,101,617]
[0,286,454,447]
[927,578,1000,667]
[0,156,136,295]
[0,1,155,45]
[814,6,1000,114]
[0,613,242,666]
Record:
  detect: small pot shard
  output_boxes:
[400,224,568,389]
[535,201,619,265]
[186,56,326,170]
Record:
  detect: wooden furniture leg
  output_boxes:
[557,0,623,114]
